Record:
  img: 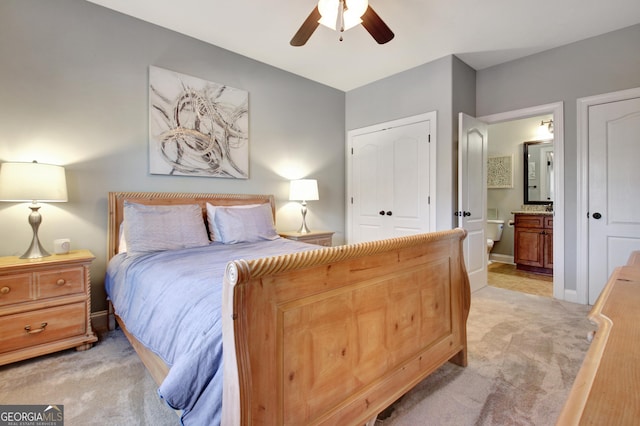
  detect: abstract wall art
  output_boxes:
[487,155,513,189]
[149,66,249,178]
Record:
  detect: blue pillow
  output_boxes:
[123,202,210,253]
[214,203,279,244]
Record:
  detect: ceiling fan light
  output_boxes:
[318,0,369,31]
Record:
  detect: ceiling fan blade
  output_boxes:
[290,6,322,46]
[361,6,394,44]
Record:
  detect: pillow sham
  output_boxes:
[213,203,279,244]
[123,201,210,254]
[205,203,261,241]
[118,223,127,253]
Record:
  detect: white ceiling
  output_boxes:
[86,0,640,91]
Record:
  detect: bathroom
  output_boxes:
[486,114,554,296]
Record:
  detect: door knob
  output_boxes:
[592,212,602,219]
[386,211,392,216]
[379,210,385,216]
[464,211,471,217]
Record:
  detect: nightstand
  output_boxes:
[0,249,98,365]
[279,230,334,247]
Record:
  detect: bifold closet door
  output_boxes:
[350,119,431,244]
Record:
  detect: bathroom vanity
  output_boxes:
[513,212,553,275]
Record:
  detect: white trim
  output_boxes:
[346,112,437,243]
[479,102,566,301]
[563,289,579,304]
[576,86,640,305]
[490,253,514,264]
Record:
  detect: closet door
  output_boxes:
[349,114,434,244]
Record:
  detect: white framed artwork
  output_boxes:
[528,161,536,179]
[487,155,514,189]
[149,66,249,178]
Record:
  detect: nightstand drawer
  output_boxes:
[0,274,32,307]
[0,302,86,354]
[304,237,332,247]
[37,267,85,298]
[279,231,334,247]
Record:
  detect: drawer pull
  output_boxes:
[0,286,9,295]
[56,279,66,286]
[25,322,48,334]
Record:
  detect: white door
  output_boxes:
[588,97,640,304]
[351,133,389,242]
[349,116,433,243]
[458,113,488,292]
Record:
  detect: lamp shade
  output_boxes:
[318,0,369,31]
[0,161,68,202]
[289,179,319,201]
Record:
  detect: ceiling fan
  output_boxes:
[291,0,394,46]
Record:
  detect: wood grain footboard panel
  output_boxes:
[222,228,469,425]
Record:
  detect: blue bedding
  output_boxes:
[105,238,314,425]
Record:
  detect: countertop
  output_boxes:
[511,210,553,215]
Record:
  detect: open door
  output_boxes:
[458,113,488,292]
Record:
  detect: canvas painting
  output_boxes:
[487,155,513,189]
[149,66,249,178]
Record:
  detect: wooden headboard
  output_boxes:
[107,192,276,262]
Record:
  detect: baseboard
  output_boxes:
[563,289,580,304]
[490,254,514,264]
[91,310,110,333]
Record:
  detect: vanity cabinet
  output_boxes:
[514,214,553,275]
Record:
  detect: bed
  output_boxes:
[105,191,470,425]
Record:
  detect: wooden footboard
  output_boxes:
[222,228,469,425]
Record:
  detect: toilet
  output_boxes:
[486,219,505,264]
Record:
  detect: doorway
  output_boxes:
[484,115,555,298]
[478,102,565,300]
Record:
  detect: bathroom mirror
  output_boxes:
[523,141,554,204]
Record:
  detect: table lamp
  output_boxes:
[289,179,319,234]
[0,161,68,258]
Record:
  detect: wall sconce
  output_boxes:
[540,119,554,134]
[0,161,68,258]
[289,179,319,234]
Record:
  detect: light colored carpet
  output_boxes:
[0,286,592,426]
[379,286,592,425]
[0,328,177,425]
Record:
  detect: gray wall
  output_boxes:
[0,0,346,312]
[346,55,477,230]
[477,24,640,291]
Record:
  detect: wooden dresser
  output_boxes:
[0,250,97,365]
[557,251,640,425]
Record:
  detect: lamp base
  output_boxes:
[297,222,311,234]
[21,238,51,259]
[20,204,51,259]
[297,201,311,234]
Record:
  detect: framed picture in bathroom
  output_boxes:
[487,155,513,189]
